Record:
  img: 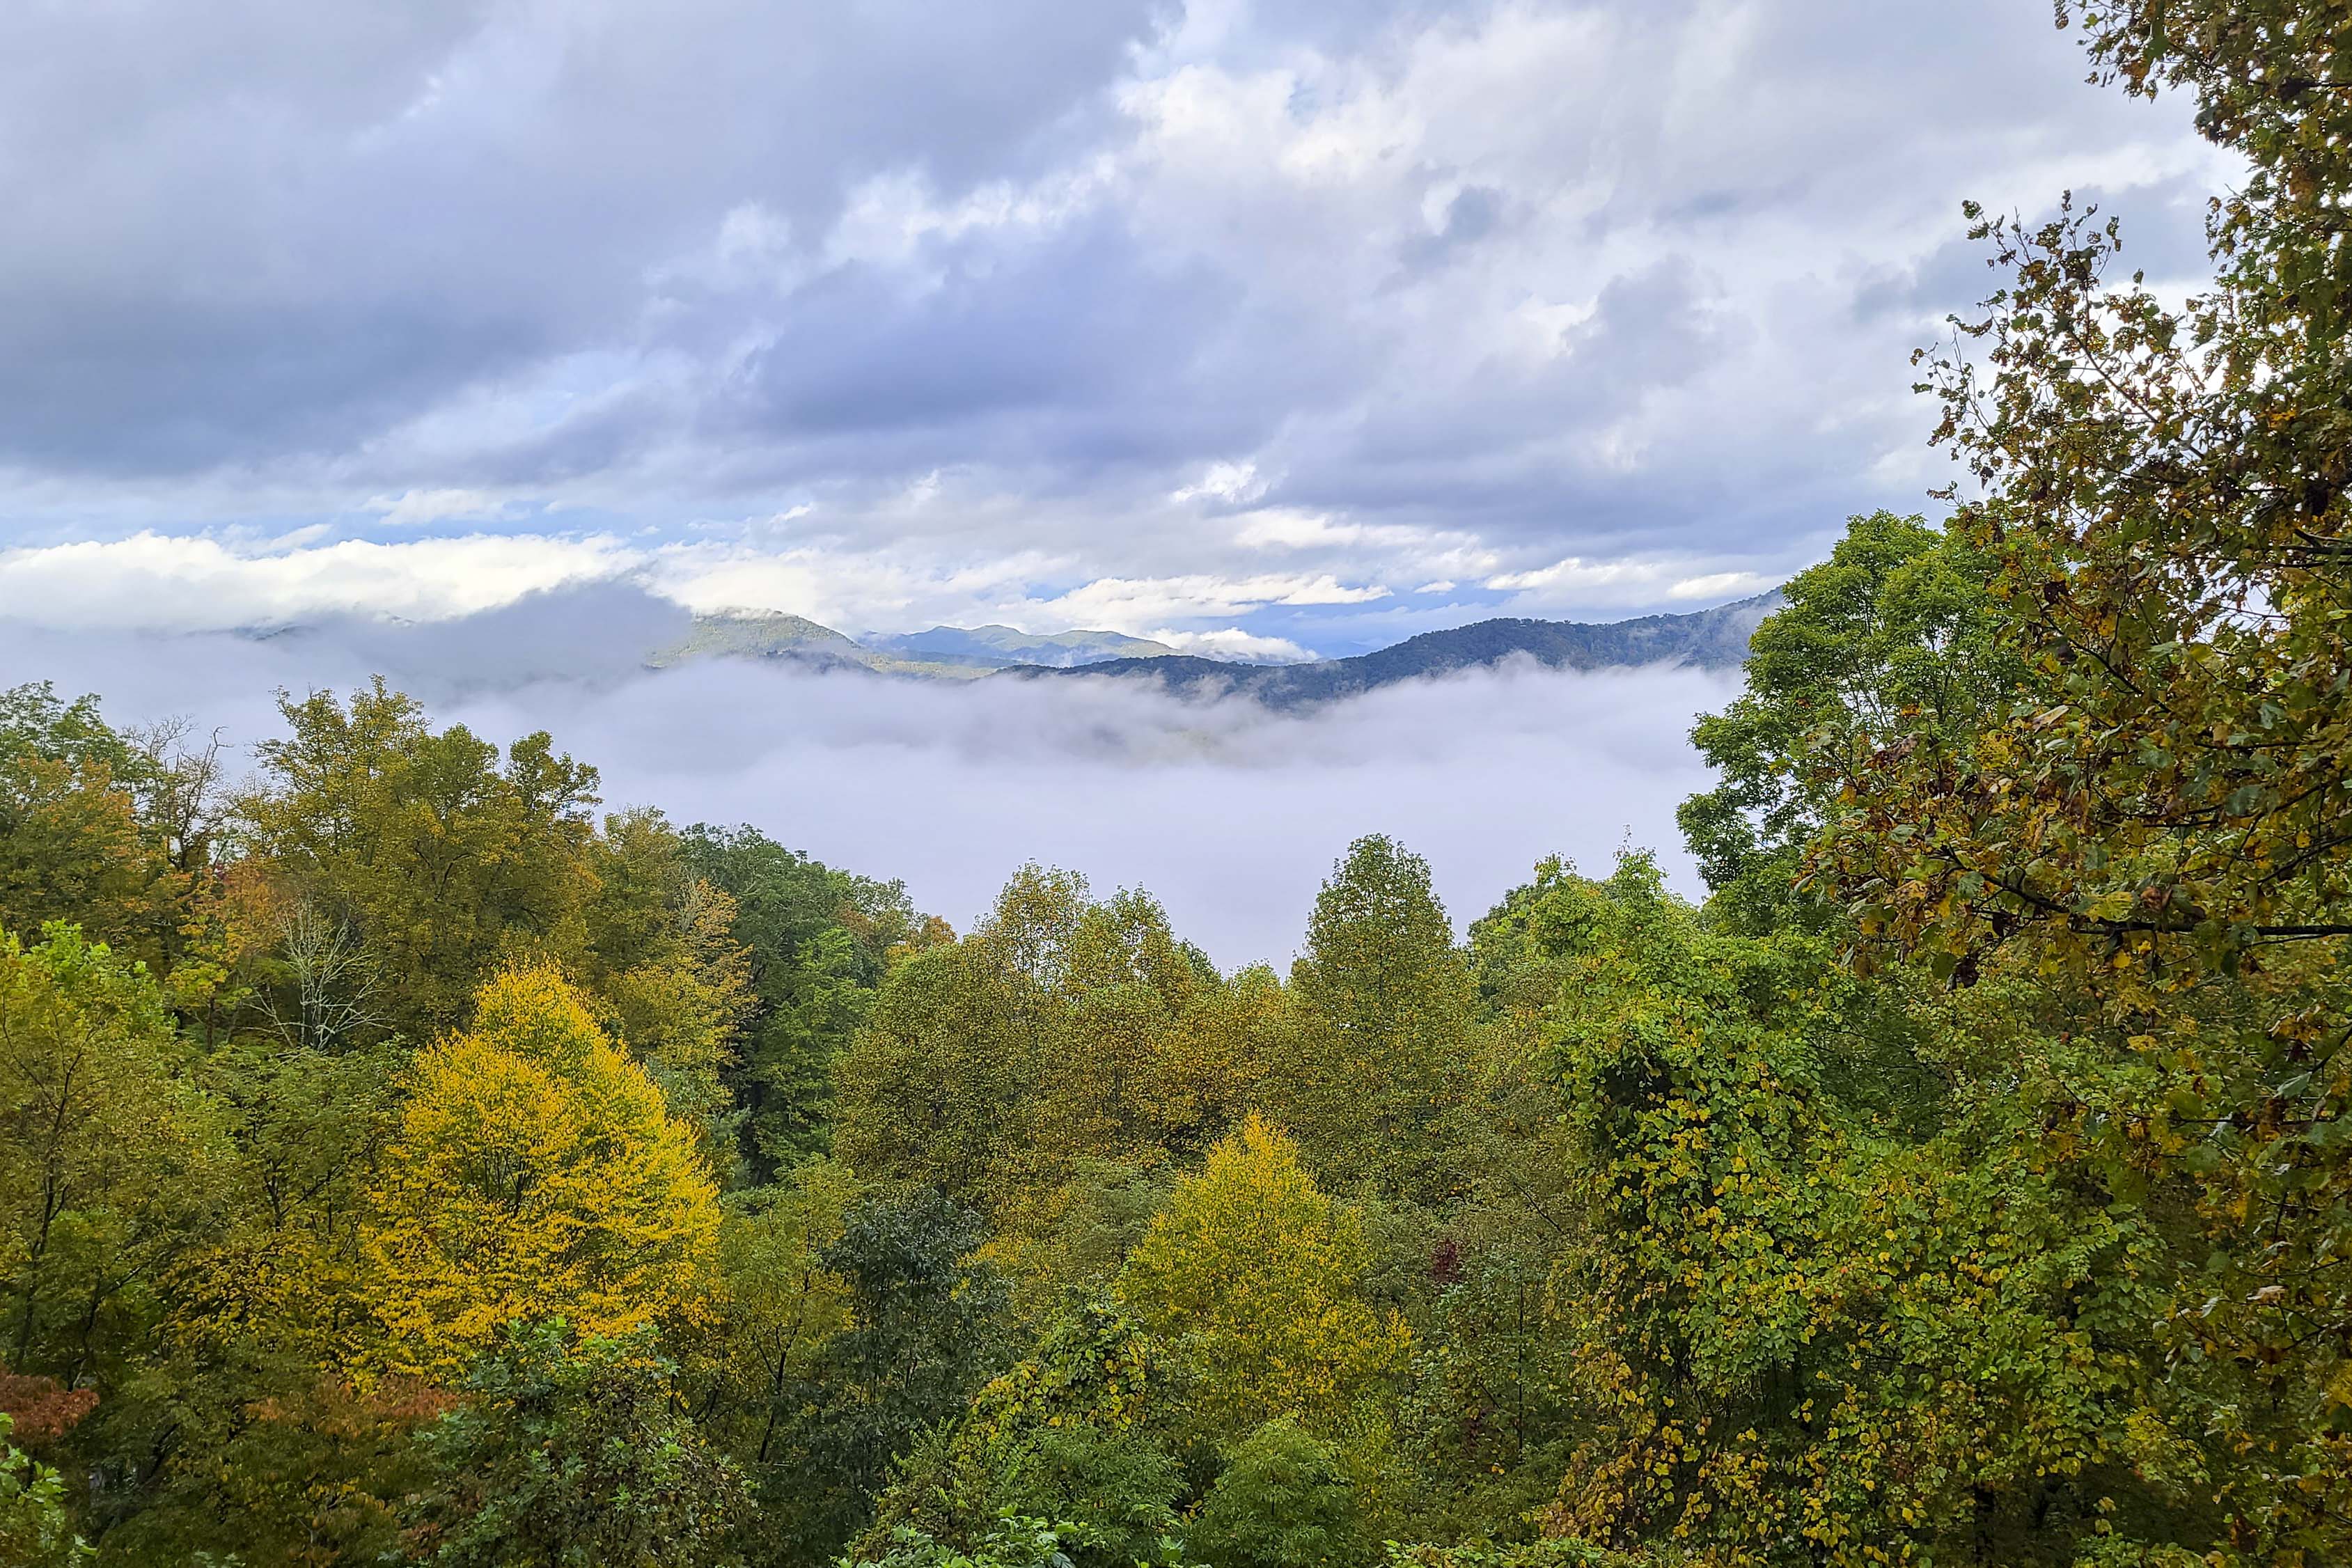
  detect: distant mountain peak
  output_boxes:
[649,592,1785,700]
[865,624,1177,668]
[652,613,1180,677]
[996,590,1785,709]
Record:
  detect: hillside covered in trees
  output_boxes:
[654,599,1775,703]
[1004,594,1779,710]
[6,6,2352,1567]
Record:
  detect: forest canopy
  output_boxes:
[4,4,2352,1565]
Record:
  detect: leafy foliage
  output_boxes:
[0,1410,88,1566]
[1271,837,1475,1200]
[857,1301,1179,1568]
[1120,1117,1409,1443]
[1188,1419,1372,1568]
[755,1189,1012,1562]
[403,1319,747,1568]
[24,33,2352,1547]
[240,681,603,1042]
[0,925,228,1390]
[359,966,719,1375]
[1675,511,2010,932]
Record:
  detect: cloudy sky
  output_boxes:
[0,0,2225,657]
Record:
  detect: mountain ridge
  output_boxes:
[995,591,1783,709]
[652,611,1177,679]
[653,593,1784,707]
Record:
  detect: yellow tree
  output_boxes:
[360,966,719,1377]
[1118,1115,1408,1440]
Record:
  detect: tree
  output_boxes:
[359,966,719,1376]
[1675,512,2009,931]
[703,1158,856,1472]
[849,1514,1126,1568]
[1504,853,2202,1564]
[0,1411,86,1567]
[761,1189,1012,1563]
[0,925,227,1391]
[403,1320,747,1568]
[835,937,1040,1203]
[1270,838,1475,1200]
[585,810,755,1177]
[680,824,927,1177]
[1188,1418,1373,1568]
[240,682,602,1040]
[0,686,169,965]
[858,1300,1182,1568]
[1029,891,1206,1173]
[1119,1116,1408,1442]
[839,868,1259,1236]
[1803,6,2352,1554]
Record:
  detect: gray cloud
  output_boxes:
[0,0,2234,652]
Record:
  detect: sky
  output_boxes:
[0,0,2227,659]
[0,1,2237,957]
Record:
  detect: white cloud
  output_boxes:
[1149,626,1316,662]
[1171,460,1268,505]
[1040,571,1391,628]
[366,487,527,528]
[1668,570,1770,599]
[1483,555,1664,593]
[0,531,638,632]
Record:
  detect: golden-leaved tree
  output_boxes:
[359,965,719,1376]
[1118,1114,1408,1441]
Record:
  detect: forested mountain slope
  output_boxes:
[657,596,1776,696]
[863,624,1177,667]
[652,611,1175,679]
[1006,590,1782,708]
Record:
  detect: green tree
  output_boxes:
[1269,837,1475,1200]
[1804,6,2352,1555]
[1511,855,2194,1564]
[859,1301,1182,1568]
[0,925,227,1390]
[240,681,602,1040]
[584,809,755,1177]
[403,1319,747,1568]
[680,825,925,1177]
[848,1515,1125,1568]
[761,1189,1012,1563]
[1189,1418,1373,1568]
[0,686,171,966]
[703,1157,856,1473]
[0,1410,86,1567]
[1675,512,2008,932]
